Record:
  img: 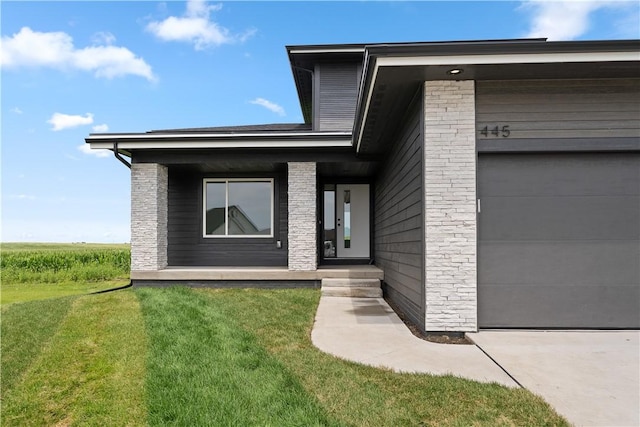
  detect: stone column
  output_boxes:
[423,80,477,332]
[287,162,317,271]
[131,163,168,271]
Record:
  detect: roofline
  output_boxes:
[286,44,366,54]
[285,38,553,54]
[354,40,640,152]
[86,131,353,150]
[363,38,639,56]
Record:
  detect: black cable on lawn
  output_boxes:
[90,281,133,295]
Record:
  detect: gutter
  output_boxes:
[88,133,354,150]
[87,131,352,141]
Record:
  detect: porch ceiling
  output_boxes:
[317,161,378,177]
[171,162,284,174]
[134,148,379,176]
[169,161,379,176]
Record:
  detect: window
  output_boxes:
[203,179,274,238]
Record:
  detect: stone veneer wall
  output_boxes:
[423,80,477,332]
[131,163,168,271]
[287,162,317,271]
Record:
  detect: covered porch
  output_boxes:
[131,265,384,296]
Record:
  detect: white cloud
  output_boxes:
[249,98,285,116]
[146,0,256,50]
[521,0,633,40]
[1,27,156,81]
[91,31,116,45]
[92,124,109,132]
[11,107,23,114]
[78,143,111,158]
[48,112,93,131]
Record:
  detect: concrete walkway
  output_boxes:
[311,296,517,387]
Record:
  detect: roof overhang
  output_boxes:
[86,131,353,152]
[354,39,640,154]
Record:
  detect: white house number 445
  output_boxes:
[479,125,510,137]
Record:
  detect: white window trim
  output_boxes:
[202,178,274,238]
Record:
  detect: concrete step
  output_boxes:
[321,286,383,298]
[321,278,381,288]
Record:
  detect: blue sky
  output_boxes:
[2,1,639,243]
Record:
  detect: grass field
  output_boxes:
[1,243,130,304]
[0,244,569,426]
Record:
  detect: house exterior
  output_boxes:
[86,38,640,332]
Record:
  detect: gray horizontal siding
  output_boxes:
[167,168,288,267]
[476,79,640,140]
[316,63,359,131]
[374,96,424,331]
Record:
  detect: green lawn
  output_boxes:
[0,280,128,305]
[1,291,147,426]
[0,244,569,426]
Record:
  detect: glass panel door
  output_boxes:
[335,184,370,259]
[322,185,336,258]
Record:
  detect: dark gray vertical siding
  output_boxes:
[375,97,424,331]
[316,63,359,131]
[476,79,640,140]
[167,168,288,266]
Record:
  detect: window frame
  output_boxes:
[202,178,275,238]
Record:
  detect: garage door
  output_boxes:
[478,152,640,328]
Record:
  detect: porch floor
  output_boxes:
[131,265,384,281]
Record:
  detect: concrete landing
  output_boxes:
[311,296,517,387]
[132,265,384,281]
[321,278,382,298]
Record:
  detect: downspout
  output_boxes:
[113,142,131,169]
[90,281,132,295]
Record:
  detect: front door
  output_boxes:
[322,184,370,259]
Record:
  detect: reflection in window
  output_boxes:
[205,182,226,235]
[204,180,273,237]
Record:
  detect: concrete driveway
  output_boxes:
[467,331,640,427]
